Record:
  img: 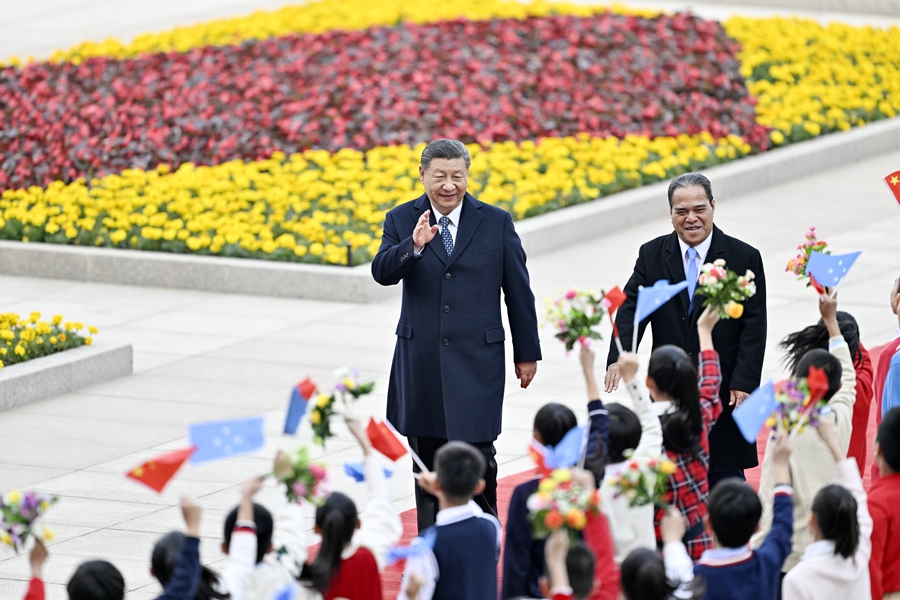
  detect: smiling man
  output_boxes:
[372,139,541,531]
[604,172,767,490]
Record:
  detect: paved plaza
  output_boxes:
[1,1,900,599]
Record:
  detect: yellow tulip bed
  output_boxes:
[0,0,897,266]
[0,313,97,370]
[0,135,749,266]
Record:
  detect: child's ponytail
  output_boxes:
[300,492,358,593]
[648,345,702,456]
[811,484,860,559]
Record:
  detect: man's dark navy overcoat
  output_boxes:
[372,192,542,443]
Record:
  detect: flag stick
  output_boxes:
[615,335,625,356]
[790,405,814,439]
[408,446,430,474]
[631,325,638,354]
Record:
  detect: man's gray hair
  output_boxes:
[667,172,713,207]
[420,139,471,172]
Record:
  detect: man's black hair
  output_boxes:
[224,502,274,564]
[878,407,900,473]
[67,560,125,600]
[607,404,642,464]
[667,172,713,208]
[707,480,762,548]
[434,441,486,501]
[794,349,842,401]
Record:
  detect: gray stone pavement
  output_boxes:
[2,147,899,598]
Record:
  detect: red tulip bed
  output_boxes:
[0,12,767,191]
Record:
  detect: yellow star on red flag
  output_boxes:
[884,169,900,206]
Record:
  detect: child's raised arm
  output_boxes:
[581,345,601,400]
[23,541,48,600]
[819,291,841,339]
[697,305,720,353]
[157,498,203,600]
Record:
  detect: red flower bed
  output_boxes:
[0,12,767,190]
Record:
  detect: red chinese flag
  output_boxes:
[884,169,900,205]
[126,447,196,493]
[809,273,825,296]
[366,418,408,462]
[604,286,627,313]
[807,366,830,404]
[299,377,317,400]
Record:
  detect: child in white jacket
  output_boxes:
[581,346,663,564]
[782,417,872,599]
[221,419,402,600]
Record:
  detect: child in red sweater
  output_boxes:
[869,407,900,600]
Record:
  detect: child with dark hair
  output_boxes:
[153,533,229,600]
[691,430,794,600]
[226,419,402,600]
[625,305,722,560]
[868,406,900,600]
[540,530,596,600]
[779,310,874,476]
[619,508,702,600]
[782,418,872,599]
[22,498,203,600]
[588,347,663,564]
[503,346,621,600]
[752,292,857,574]
[399,441,501,600]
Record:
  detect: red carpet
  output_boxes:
[313,343,888,597]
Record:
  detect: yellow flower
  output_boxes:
[659,460,677,475]
[0,359,3,369]
[85,337,93,345]
[88,326,98,334]
[58,333,67,342]
[551,468,572,483]
[5,490,21,504]
[565,508,587,529]
[310,410,322,425]
[14,345,25,356]
[725,302,744,319]
[42,527,55,542]
[49,337,57,344]
[538,478,558,493]
[315,393,331,408]
[51,315,63,325]
[0,531,11,546]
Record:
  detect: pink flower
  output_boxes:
[292,482,308,498]
[565,290,577,300]
[558,320,567,330]
[310,465,327,481]
[579,336,591,347]
[712,267,727,280]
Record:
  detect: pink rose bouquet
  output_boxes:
[696,259,756,319]
[273,447,330,505]
[544,289,608,353]
[786,227,829,285]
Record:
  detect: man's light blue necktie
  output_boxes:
[686,246,698,313]
[439,216,454,257]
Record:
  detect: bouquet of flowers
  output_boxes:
[309,367,375,446]
[527,469,601,542]
[765,367,830,436]
[0,490,57,552]
[544,289,608,352]
[786,227,829,285]
[272,447,330,505]
[605,454,677,508]
[696,259,756,319]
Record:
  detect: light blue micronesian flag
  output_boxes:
[634,280,690,327]
[544,424,587,470]
[343,461,394,483]
[188,415,266,464]
[733,381,778,443]
[806,250,862,288]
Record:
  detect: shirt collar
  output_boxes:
[677,229,714,264]
[698,545,753,566]
[436,500,483,526]
[431,200,463,227]
[801,540,837,561]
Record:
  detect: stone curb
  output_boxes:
[0,342,133,412]
[0,117,898,302]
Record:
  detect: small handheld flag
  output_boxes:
[366,417,408,462]
[386,527,438,566]
[284,377,317,435]
[188,416,266,464]
[633,280,689,351]
[604,285,627,354]
[529,424,588,474]
[343,461,394,482]
[884,169,900,206]
[806,250,861,289]
[126,447,196,493]
[733,382,777,443]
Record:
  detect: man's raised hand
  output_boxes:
[413,210,439,253]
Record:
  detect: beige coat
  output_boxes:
[751,336,857,572]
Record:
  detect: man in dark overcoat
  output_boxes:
[605,172,767,488]
[372,139,542,530]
